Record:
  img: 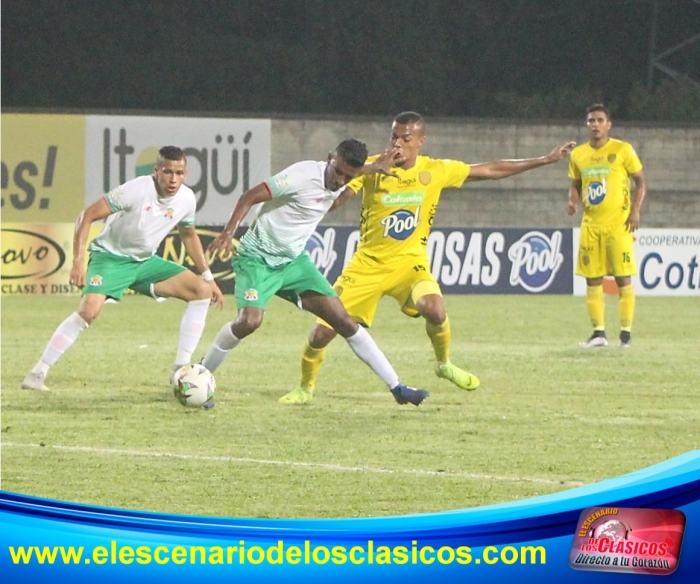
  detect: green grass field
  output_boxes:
[1,294,698,518]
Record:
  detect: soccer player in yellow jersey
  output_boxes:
[568,104,647,349]
[279,111,575,404]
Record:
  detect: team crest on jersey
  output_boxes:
[607,154,616,163]
[244,288,259,301]
[164,207,175,219]
[419,171,431,186]
[89,275,103,287]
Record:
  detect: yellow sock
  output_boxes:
[586,285,605,331]
[300,341,326,391]
[618,284,635,332]
[426,317,451,365]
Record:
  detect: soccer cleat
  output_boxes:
[21,371,50,391]
[390,384,429,406]
[170,364,188,387]
[278,388,314,405]
[435,362,480,391]
[619,331,632,348]
[579,332,609,348]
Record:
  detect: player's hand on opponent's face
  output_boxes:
[547,141,576,162]
[69,262,86,288]
[208,281,225,309]
[372,147,401,178]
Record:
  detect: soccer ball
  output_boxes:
[172,364,216,408]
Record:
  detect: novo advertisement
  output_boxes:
[83,115,271,226]
[573,228,700,296]
[305,227,574,295]
[1,223,102,296]
[1,114,86,222]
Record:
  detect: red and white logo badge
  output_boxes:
[569,507,686,575]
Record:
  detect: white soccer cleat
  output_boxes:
[579,334,609,348]
[21,371,50,391]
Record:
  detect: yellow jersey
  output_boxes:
[568,138,643,226]
[347,155,470,262]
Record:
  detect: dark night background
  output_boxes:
[3,0,700,121]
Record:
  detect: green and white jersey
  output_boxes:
[239,160,342,266]
[89,176,196,261]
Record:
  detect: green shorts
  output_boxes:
[232,252,336,309]
[83,251,186,300]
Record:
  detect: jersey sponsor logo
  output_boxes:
[586,180,607,205]
[581,166,610,178]
[380,191,425,206]
[305,229,338,277]
[381,208,420,240]
[507,231,564,292]
[89,275,103,287]
[244,288,258,301]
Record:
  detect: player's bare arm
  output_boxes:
[568,179,582,216]
[69,197,113,288]
[329,186,356,212]
[626,170,648,232]
[208,183,272,257]
[179,225,225,309]
[466,141,576,182]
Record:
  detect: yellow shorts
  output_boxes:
[577,223,636,278]
[317,252,441,328]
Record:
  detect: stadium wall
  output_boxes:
[272,119,700,229]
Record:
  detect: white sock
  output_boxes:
[201,323,241,373]
[344,326,399,388]
[174,299,210,367]
[33,312,89,374]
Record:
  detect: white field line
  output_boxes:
[3,442,585,487]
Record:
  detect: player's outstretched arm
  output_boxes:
[70,197,113,288]
[466,141,576,182]
[179,225,225,309]
[208,183,272,257]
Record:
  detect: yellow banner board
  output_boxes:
[1,114,85,222]
[1,223,102,295]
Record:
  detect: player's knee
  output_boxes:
[77,306,100,324]
[417,297,446,324]
[309,324,337,348]
[234,309,263,336]
[192,278,211,300]
[329,314,359,338]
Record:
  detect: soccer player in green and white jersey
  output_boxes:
[202,138,428,406]
[22,146,224,392]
